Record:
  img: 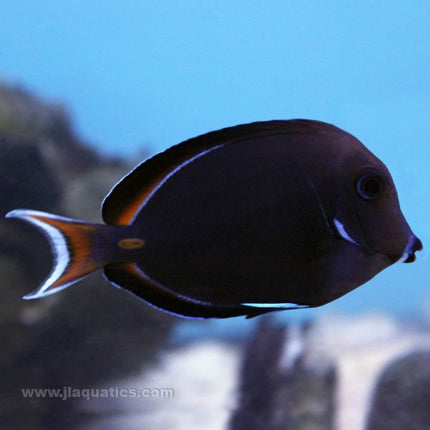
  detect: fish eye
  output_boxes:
[356,173,384,200]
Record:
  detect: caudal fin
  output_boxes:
[6,210,101,299]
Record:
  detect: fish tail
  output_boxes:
[6,209,105,299]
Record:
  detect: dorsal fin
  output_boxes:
[102,119,336,225]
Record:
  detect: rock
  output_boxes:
[62,163,132,221]
[366,350,430,430]
[79,341,240,430]
[0,83,175,429]
[230,317,336,430]
[307,313,430,430]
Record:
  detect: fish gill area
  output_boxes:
[0,83,429,430]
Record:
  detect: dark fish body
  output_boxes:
[6,120,422,318]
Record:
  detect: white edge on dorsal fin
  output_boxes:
[102,144,225,225]
[5,209,74,299]
[241,302,309,309]
[130,144,225,223]
[333,218,359,246]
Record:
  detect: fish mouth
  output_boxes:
[392,235,423,264]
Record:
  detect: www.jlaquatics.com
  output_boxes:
[21,386,175,401]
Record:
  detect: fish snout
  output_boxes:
[399,235,423,264]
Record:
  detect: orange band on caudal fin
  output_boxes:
[6,210,100,299]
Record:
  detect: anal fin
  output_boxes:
[103,263,250,319]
